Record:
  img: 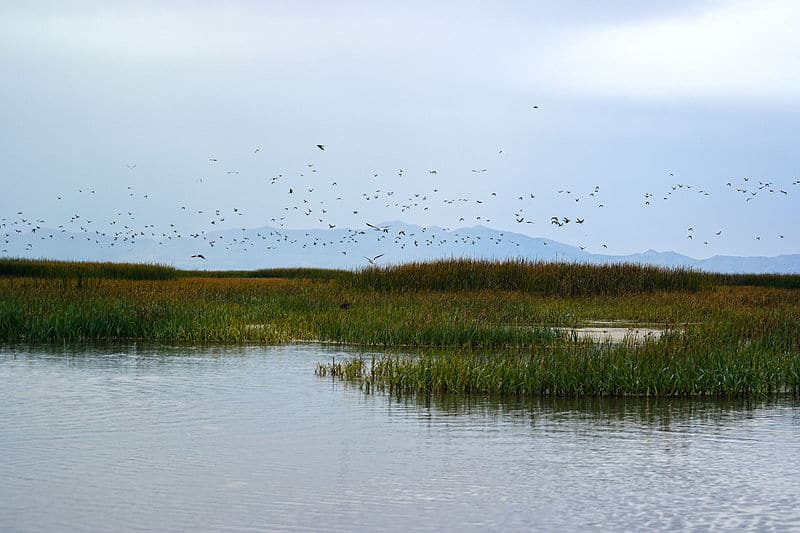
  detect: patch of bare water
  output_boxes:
[1,344,799,532]
[556,320,675,342]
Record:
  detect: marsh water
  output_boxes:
[2,344,799,532]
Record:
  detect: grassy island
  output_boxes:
[1,257,798,397]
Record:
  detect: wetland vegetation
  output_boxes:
[1,257,798,397]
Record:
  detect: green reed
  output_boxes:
[1,273,798,347]
[0,258,179,280]
[350,258,711,295]
[4,257,797,292]
[187,267,356,282]
[712,272,800,290]
[1,259,798,397]
[323,337,800,398]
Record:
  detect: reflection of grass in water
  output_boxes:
[376,392,789,427]
[1,259,799,396]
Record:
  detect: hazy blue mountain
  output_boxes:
[2,222,798,274]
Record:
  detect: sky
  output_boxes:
[1,0,798,260]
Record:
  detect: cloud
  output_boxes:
[547,0,800,104]
[0,5,323,61]
[5,1,799,106]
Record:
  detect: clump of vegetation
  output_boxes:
[0,258,179,280]
[193,267,356,282]
[712,272,800,290]
[1,258,798,397]
[350,258,709,295]
[4,257,796,292]
[319,334,800,398]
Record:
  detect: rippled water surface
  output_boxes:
[2,344,799,532]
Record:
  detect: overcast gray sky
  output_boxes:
[2,0,798,258]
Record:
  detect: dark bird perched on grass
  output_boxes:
[339,301,350,310]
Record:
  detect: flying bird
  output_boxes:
[366,222,389,233]
[316,144,325,151]
[364,253,384,265]
[191,254,206,260]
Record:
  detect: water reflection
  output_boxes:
[399,393,771,429]
[2,343,799,532]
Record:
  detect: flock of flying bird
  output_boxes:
[2,134,798,264]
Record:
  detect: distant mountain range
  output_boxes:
[2,221,798,274]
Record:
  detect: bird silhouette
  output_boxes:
[366,223,389,233]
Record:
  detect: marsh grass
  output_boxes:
[351,258,710,295]
[191,267,355,282]
[1,258,798,397]
[4,257,797,291]
[322,335,800,397]
[0,258,179,280]
[0,258,352,283]
[713,272,800,290]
